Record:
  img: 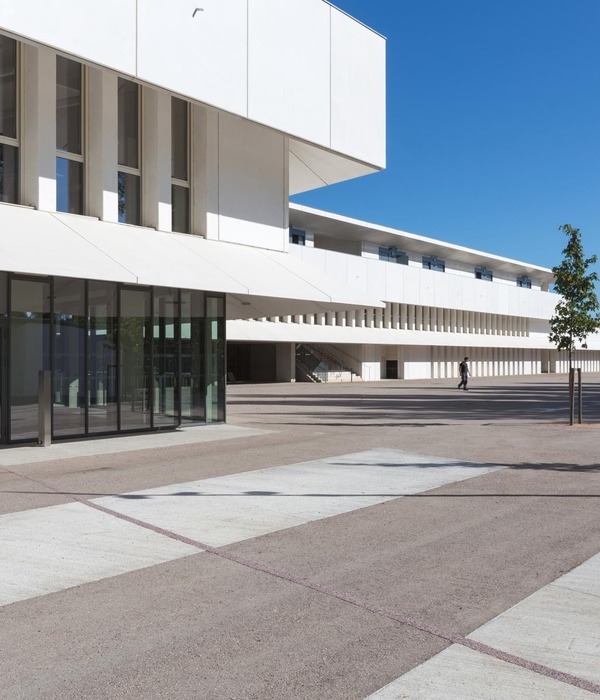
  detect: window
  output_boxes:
[517,276,532,289]
[379,246,408,264]
[0,35,19,204]
[56,56,83,214]
[289,227,306,246]
[117,78,140,224]
[171,96,190,233]
[475,266,493,281]
[423,255,445,272]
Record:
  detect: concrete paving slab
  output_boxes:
[365,644,597,699]
[96,449,503,546]
[0,449,502,607]
[364,550,600,699]
[2,377,600,700]
[470,576,600,685]
[0,423,269,467]
[554,552,600,598]
[0,501,197,607]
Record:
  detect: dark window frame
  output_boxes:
[422,255,445,272]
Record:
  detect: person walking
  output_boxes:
[458,356,470,390]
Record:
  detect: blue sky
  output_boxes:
[291,0,600,275]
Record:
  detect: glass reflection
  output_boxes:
[53,277,85,436]
[153,287,179,427]
[118,78,139,168]
[10,278,51,441]
[56,157,83,214]
[172,184,189,234]
[88,281,118,433]
[119,287,151,430]
[56,56,82,155]
[181,290,205,423]
[118,171,140,225]
[206,295,225,423]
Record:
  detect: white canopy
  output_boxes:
[0,205,383,319]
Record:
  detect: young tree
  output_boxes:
[549,224,600,369]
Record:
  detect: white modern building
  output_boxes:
[228,205,600,383]
[0,0,386,443]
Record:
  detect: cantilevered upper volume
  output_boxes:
[2,0,386,190]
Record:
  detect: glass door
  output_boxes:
[9,277,51,441]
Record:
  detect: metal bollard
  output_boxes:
[38,370,51,447]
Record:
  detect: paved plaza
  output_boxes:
[1,374,600,699]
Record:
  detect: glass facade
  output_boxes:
[10,278,51,441]
[88,281,118,433]
[53,277,86,436]
[0,273,225,443]
[206,296,226,423]
[181,290,205,423]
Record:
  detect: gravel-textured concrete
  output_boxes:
[1,374,599,699]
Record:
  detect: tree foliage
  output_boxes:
[549,224,600,367]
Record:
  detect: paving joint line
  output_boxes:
[3,464,600,696]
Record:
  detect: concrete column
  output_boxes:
[375,307,383,329]
[400,304,407,330]
[276,343,295,382]
[21,44,56,211]
[384,303,391,329]
[142,88,171,231]
[88,68,118,221]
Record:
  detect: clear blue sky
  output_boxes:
[291,0,600,275]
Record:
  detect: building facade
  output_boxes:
[228,205,600,383]
[0,1,386,443]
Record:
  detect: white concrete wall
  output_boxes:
[290,246,557,320]
[0,0,137,74]
[210,113,288,251]
[248,0,330,148]
[0,0,385,169]
[330,6,386,167]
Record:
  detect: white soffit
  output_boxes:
[0,206,383,320]
[289,139,380,195]
[289,204,555,280]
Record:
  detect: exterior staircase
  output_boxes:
[295,344,361,383]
